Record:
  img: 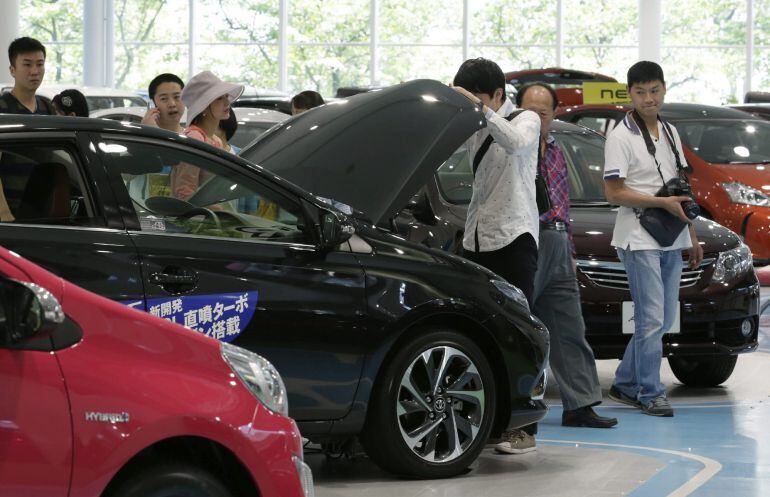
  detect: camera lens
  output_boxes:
[682,200,700,220]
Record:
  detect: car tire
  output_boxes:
[668,355,738,387]
[108,463,233,497]
[361,328,496,478]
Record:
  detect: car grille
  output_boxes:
[577,259,714,290]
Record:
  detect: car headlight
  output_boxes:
[712,243,753,284]
[221,342,288,416]
[490,279,529,309]
[721,182,770,206]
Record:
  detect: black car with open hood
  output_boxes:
[0,79,548,479]
[244,98,758,389]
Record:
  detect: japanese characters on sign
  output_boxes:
[122,292,258,342]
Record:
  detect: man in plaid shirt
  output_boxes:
[518,82,618,430]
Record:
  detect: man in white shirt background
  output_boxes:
[603,61,703,418]
[451,58,541,454]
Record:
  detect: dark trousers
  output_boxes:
[463,232,538,307]
[464,232,538,436]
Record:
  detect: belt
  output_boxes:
[540,221,567,231]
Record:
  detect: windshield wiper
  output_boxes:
[570,199,611,206]
[728,160,770,164]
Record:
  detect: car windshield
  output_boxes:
[435,130,607,204]
[674,119,770,164]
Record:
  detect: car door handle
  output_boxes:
[149,273,198,285]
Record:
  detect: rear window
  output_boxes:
[0,142,103,226]
[435,130,607,205]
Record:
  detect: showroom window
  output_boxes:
[195,0,280,91]
[19,0,84,85]
[561,0,638,82]
[469,0,557,73]
[22,0,770,100]
[112,0,190,92]
[379,0,464,86]
[662,0,748,103]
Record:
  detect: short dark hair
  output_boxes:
[291,90,324,110]
[627,61,665,88]
[148,73,185,101]
[8,37,46,66]
[52,89,89,117]
[453,58,506,102]
[219,111,238,141]
[516,82,559,110]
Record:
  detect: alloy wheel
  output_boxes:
[396,345,485,463]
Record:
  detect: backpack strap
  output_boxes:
[472,109,525,176]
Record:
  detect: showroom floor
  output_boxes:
[306,290,770,497]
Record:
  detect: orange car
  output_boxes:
[557,103,770,282]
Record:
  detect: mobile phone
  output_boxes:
[148,99,155,109]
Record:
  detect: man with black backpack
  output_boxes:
[451,58,540,304]
[604,61,703,418]
[0,37,54,115]
[451,58,541,454]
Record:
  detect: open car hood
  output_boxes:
[240,79,485,224]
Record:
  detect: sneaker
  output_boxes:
[494,429,536,454]
[608,385,641,408]
[642,396,674,417]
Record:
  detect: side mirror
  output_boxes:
[0,278,65,346]
[405,192,436,225]
[320,210,355,249]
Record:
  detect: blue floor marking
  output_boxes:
[538,400,770,496]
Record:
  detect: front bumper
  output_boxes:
[583,279,760,359]
[483,309,549,432]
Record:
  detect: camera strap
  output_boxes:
[630,110,685,185]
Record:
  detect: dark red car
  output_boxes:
[0,246,313,497]
[505,67,618,107]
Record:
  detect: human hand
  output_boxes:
[174,185,195,200]
[687,237,704,269]
[659,196,692,223]
[142,108,160,126]
[449,84,478,104]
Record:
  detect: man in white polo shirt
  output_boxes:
[603,61,703,417]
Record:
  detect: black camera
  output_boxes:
[657,177,700,220]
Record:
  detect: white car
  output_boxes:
[90,106,289,149]
[36,85,147,111]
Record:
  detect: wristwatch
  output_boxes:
[476,100,485,113]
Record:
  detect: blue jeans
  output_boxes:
[614,248,682,404]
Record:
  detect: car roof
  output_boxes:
[89,106,147,119]
[233,107,289,124]
[550,119,601,134]
[561,102,760,121]
[660,103,758,120]
[35,85,146,99]
[0,113,311,199]
[505,67,617,86]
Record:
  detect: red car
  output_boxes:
[557,103,770,285]
[505,67,618,107]
[0,247,313,497]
